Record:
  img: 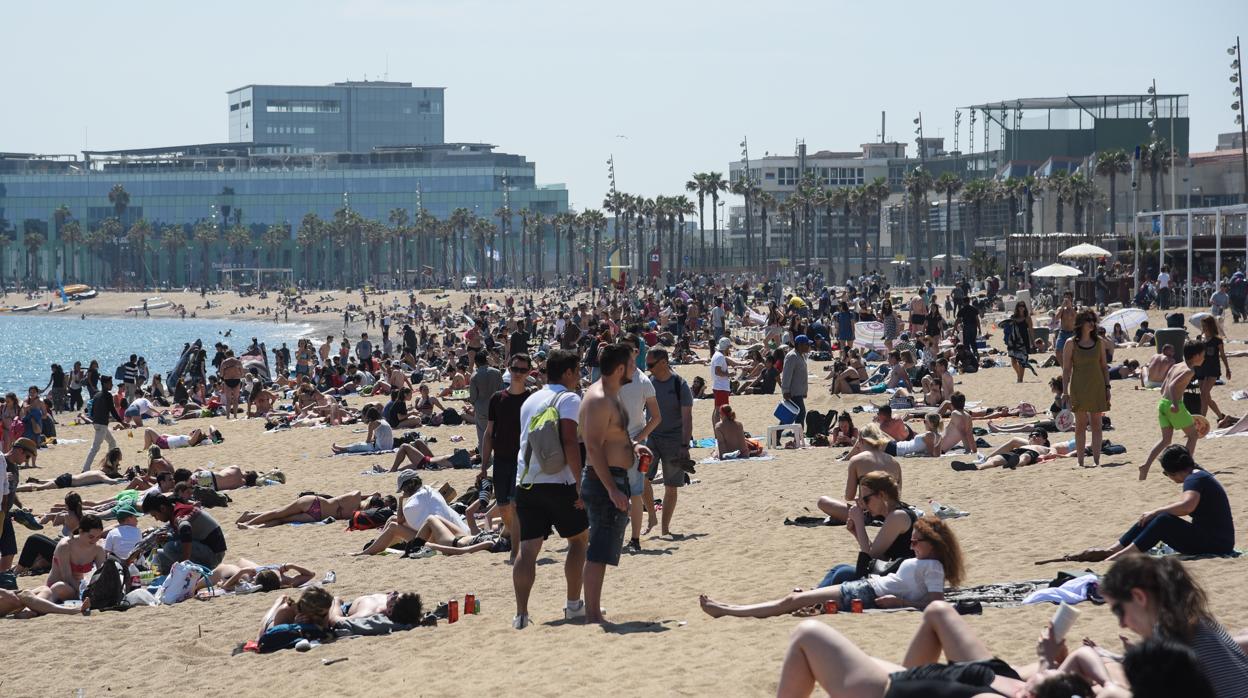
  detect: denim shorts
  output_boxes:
[581,468,630,566]
[625,465,645,496]
[838,579,878,612]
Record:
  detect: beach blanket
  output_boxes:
[1022,574,1101,605]
[333,448,398,457]
[692,438,717,449]
[698,454,775,464]
[944,580,1049,608]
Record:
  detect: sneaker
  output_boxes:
[951,461,978,472]
[626,539,642,554]
[563,600,586,620]
[11,509,43,531]
[512,613,531,629]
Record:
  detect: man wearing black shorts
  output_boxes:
[511,349,587,629]
[645,348,694,537]
[479,352,532,561]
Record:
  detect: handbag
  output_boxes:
[156,560,214,605]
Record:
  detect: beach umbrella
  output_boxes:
[889,260,911,265]
[852,321,888,351]
[1058,243,1112,259]
[931,254,968,261]
[1189,311,1212,329]
[1030,263,1082,278]
[1099,307,1148,333]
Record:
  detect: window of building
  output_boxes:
[266,99,340,113]
[777,167,797,186]
[241,100,250,109]
[230,103,240,112]
[417,101,431,114]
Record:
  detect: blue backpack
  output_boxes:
[257,622,331,653]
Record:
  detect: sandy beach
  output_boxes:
[1,292,1246,697]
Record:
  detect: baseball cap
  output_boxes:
[114,505,140,520]
[794,335,811,345]
[12,437,37,456]
[397,470,422,491]
[717,337,731,352]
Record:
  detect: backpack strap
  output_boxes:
[518,389,571,489]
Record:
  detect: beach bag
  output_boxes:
[0,571,17,591]
[889,394,915,410]
[157,560,213,605]
[257,622,331,654]
[1017,402,1037,418]
[522,391,575,476]
[192,486,231,508]
[348,507,394,531]
[804,410,833,439]
[441,408,463,426]
[84,557,128,611]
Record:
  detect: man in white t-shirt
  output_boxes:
[617,335,661,552]
[356,470,464,556]
[710,336,735,433]
[1157,266,1172,310]
[512,349,587,630]
[1,439,37,571]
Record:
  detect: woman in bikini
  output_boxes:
[13,513,107,616]
[235,490,379,529]
[256,585,335,642]
[196,559,317,594]
[414,383,446,426]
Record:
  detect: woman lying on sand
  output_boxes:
[235,490,382,529]
[699,516,962,618]
[195,558,317,594]
[17,447,130,492]
[141,425,221,450]
[951,431,1081,471]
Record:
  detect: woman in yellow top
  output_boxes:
[1061,310,1110,468]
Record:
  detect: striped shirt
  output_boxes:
[1190,620,1248,698]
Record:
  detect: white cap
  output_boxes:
[717,337,731,352]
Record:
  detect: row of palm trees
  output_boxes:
[895,142,1177,278]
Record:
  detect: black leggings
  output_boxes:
[18,534,58,570]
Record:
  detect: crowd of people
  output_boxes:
[1,269,1245,696]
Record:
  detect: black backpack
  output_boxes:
[193,487,231,508]
[805,410,834,439]
[84,556,129,612]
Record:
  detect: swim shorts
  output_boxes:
[713,390,730,408]
[1157,398,1195,431]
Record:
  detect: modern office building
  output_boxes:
[0,81,566,287]
[228,81,445,153]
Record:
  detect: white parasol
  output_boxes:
[1099,307,1148,333]
[1030,263,1082,278]
[1058,243,1112,259]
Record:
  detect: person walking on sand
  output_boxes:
[511,349,588,630]
[1139,341,1205,480]
[81,376,127,473]
[579,343,651,625]
[781,335,811,430]
[644,348,694,538]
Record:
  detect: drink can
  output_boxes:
[448,599,459,623]
[474,598,481,614]
[465,593,476,615]
[638,452,652,474]
[851,598,864,614]
[824,601,837,614]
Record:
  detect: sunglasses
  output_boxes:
[510,365,531,373]
[857,492,877,504]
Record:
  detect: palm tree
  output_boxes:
[53,205,71,280]
[362,219,388,283]
[730,177,760,267]
[225,224,250,271]
[1142,138,1172,211]
[161,225,183,287]
[387,208,410,286]
[1069,173,1098,238]
[127,219,153,288]
[530,212,546,285]
[193,221,219,290]
[961,179,991,261]
[413,209,437,285]
[685,174,708,269]
[448,208,472,288]
[98,217,122,285]
[86,227,109,285]
[864,177,890,270]
[296,214,322,286]
[1047,171,1071,233]
[824,187,846,282]
[580,209,606,289]
[853,185,876,277]
[60,219,82,282]
[601,191,624,266]
[23,230,45,283]
[0,232,12,289]
[672,195,695,275]
[263,223,288,270]
[107,184,131,277]
[704,172,728,269]
[1021,175,1042,237]
[756,191,776,271]
[902,168,933,273]
[492,205,511,282]
[471,218,493,281]
[932,173,964,279]
[1094,149,1130,240]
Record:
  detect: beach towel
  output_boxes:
[692,437,717,449]
[1022,574,1101,605]
[698,454,775,464]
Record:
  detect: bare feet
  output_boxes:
[698,594,728,618]
[1138,464,1151,480]
[234,511,255,524]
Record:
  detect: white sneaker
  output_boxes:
[512,614,531,629]
[563,600,586,620]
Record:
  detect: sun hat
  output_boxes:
[397,470,422,491]
[11,437,37,456]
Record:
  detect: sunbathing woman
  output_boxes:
[196,559,316,593]
[330,406,394,454]
[820,424,903,524]
[14,513,108,616]
[235,490,380,529]
[18,447,130,491]
[883,413,943,458]
[699,516,963,618]
[141,425,219,450]
[256,585,335,641]
[775,601,1107,698]
[952,430,1075,471]
[987,377,1070,434]
[714,405,765,458]
[816,471,916,588]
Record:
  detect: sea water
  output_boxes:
[0,314,312,394]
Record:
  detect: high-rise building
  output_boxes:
[229,81,445,153]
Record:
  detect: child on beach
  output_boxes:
[1139,340,1205,481]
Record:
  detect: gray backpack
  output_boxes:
[522,390,575,479]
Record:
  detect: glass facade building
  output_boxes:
[229,81,445,153]
[0,80,567,286]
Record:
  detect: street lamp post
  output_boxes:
[1231,38,1247,204]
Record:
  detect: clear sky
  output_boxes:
[2,1,1244,211]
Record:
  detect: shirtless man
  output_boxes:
[908,292,928,336]
[219,351,244,419]
[579,342,651,625]
[1053,292,1076,367]
[329,590,424,626]
[817,424,902,523]
[1140,344,1176,389]
[1138,340,1204,480]
[931,358,955,404]
[936,392,977,455]
[192,464,259,491]
[714,405,765,458]
[951,430,1073,471]
[247,385,279,418]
